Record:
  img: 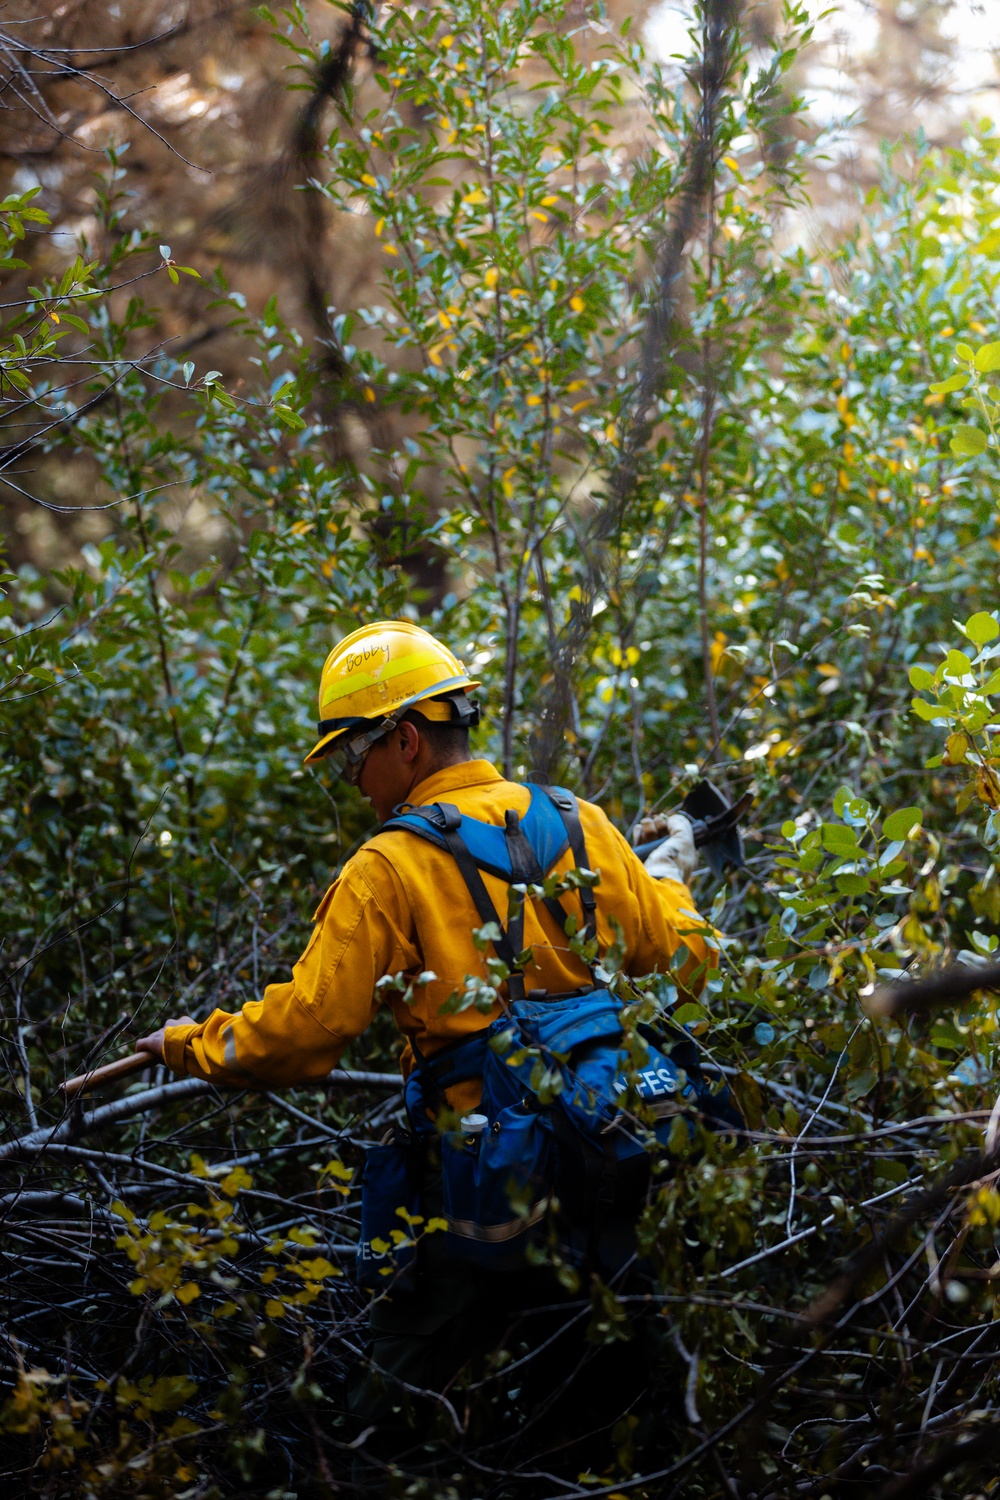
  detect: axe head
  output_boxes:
[681,779,748,878]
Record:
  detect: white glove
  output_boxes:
[634,813,697,886]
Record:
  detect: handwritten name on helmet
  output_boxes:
[343,642,391,674]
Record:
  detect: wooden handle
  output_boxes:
[62,1052,153,1101]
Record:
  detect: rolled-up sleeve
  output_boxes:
[162,859,412,1087]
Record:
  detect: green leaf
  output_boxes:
[835,873,870,896]
[672,1002,707,1026]
[967,612,1000,646]
[882,806,922,840]
[945,648,973,679]
[950,424,988,456]
[975,341,1000,373]
[833,785,854,816]
[908,665,934,690]
[911,697,945,722]
[873,1158,908,1185]
[274,402,306,431]
[928,371,969,394]
[956,341,975,360]
[820,823,858,855]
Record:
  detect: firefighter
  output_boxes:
[137,620,713,1472]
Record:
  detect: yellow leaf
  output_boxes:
[944,731,969,765]
[722,155,739,170]
[188,1155,210,1180]
[709,630,727,673]
[361,174,377,188]
[363,386,375,402]
[50,311,60,324]
[264,1299,285,1318]
[440,33,454,47]
[289,520,313,536]
[569,295,585,312]
[293,1257,336,1280]
[976,766,1000,807]
[176,1282,200,1305]
[374,217,385,237]
[541,194,558,206]
[484,267,498,288]
[220,1166,252,1196]
[462,187,487,206]
[261,1266,277,1284]
[437,309,452,329]
[383,244,398,256]
[425,1216,448,1233]
[321,1159,354,1182]
[530,211,548,223]
[129,1278,147,1296]
[526,394,542,406]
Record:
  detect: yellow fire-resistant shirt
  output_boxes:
[162,760,716,1112]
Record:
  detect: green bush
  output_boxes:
[4,1,1000,1494]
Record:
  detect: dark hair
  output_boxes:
[401,707,470,762]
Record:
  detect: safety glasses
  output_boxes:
[326,716,398,785]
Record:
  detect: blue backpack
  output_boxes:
[355,783,740,1288]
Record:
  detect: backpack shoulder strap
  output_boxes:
[537,785,598,948]
[379,802,526,1001]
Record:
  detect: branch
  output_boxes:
[869,961,1000,1018]
[0,1069,401,1163]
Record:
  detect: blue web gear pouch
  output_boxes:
[356,1134,424,1291]
[484,989,698,1162]
[439,1103,555,1269]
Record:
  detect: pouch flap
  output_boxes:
[510,989,624,1057]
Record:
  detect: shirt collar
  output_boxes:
[405,758,502,807]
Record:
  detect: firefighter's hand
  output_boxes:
[136,1016,196,1064]
[634,813,697,885]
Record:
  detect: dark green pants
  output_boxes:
[347,1181,654,1486]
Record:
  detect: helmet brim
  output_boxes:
[303,726,347,765]
[303,676,481,766]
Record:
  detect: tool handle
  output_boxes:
[62,1052,153,1101]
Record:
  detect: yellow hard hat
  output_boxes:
[304,620,480,766]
